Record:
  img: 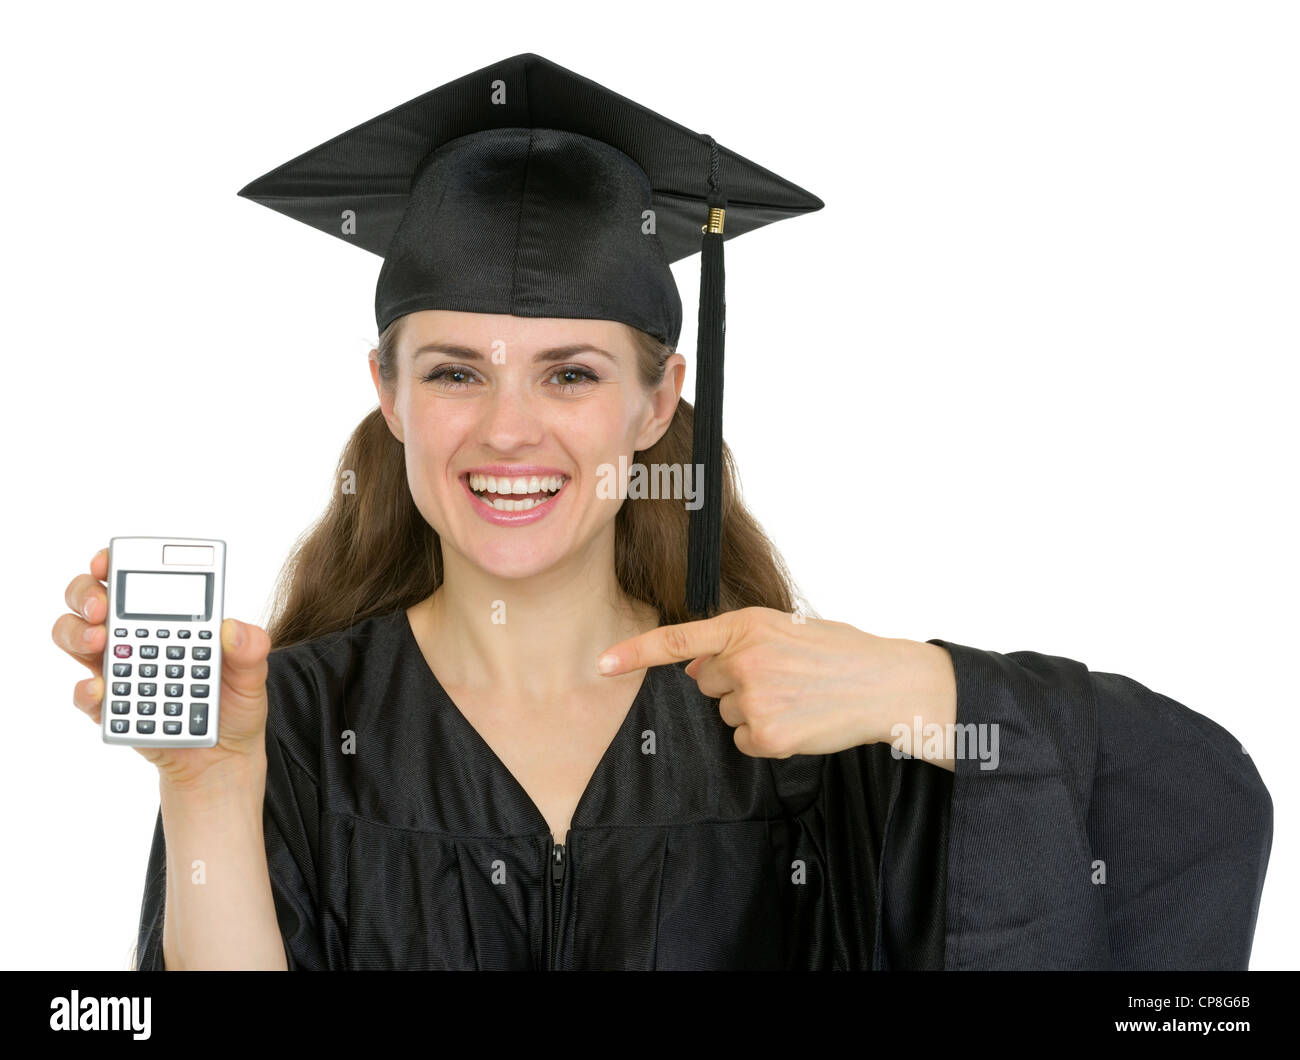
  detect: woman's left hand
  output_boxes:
[596,606,957,760]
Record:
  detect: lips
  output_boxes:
[461,465,569,482]
[464,468,566,500]
[459,471,571,522]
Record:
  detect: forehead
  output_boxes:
[400,310,629,354]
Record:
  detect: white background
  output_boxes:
[4,0,1294,970]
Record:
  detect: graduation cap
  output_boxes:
[237,51,823,619]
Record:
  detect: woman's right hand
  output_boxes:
[54,546,272,792]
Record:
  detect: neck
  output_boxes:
[410,534,659,701]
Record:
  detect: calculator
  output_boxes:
[101,537,226,748]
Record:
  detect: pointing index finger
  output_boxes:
[597,612,739,676]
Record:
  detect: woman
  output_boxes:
[55,53,1272,970]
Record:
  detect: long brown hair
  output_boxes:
[264,315,813,650]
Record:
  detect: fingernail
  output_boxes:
[83,625,96,643]
[82,598,94,620]
[597,653,618,675]
[231,620,244,648]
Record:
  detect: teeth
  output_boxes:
[480,495,547,512]
[468,473,567,495]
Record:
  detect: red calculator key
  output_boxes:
[114,644,132,658]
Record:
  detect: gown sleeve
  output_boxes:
[913,638,1274,970]
[131,651,329,971]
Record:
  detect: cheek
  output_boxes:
[400,439,441,525]
[564,409,650,512]
[553,400,643,456]
[402,393,470,456]
[401,409,468,504]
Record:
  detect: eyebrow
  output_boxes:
[411,342,617,364]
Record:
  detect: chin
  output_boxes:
[460,542,567,580]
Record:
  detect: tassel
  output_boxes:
[686,136,726,619]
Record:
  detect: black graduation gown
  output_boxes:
[132,608,1273,970]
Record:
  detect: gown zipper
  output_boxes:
[549,839,566,969]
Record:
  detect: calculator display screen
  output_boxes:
[116,571,213,621]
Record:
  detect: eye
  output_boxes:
[420,364,600,394]
[548,365,600,394]
[422,365,479,390]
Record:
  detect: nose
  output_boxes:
[477,379,545,452]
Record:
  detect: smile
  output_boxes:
[462,472,570,514]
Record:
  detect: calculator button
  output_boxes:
[193,646,211,661]
[191,684,210,698]
[112,663,132,677]
[114,644,133,659]
[199,630,212,640]
[112,681,130,696]
[135,628,149,638]
[191,665,210,679]
[111,701,130,714]
[138,682,157,696]
[166,645,185,660]
[136,720,156,734]
[156,629,170,639]
[137,701,156,715]
[114,628,127,637]
[140,663,157,677]
[140,645,158,658]
[165,683,184,698]
[163,702,183,716]
[177,629,191,639]
[163,720,182,735]
[188,705,208,735]
[165,664,184,679]
[110,719,129,733]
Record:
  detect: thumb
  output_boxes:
[218,617,271,705]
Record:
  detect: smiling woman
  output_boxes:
[261,309,801,654]
[119,51,1271,972]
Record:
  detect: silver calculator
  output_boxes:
[101,537,226,748]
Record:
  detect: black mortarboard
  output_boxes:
[237,52,822,619]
